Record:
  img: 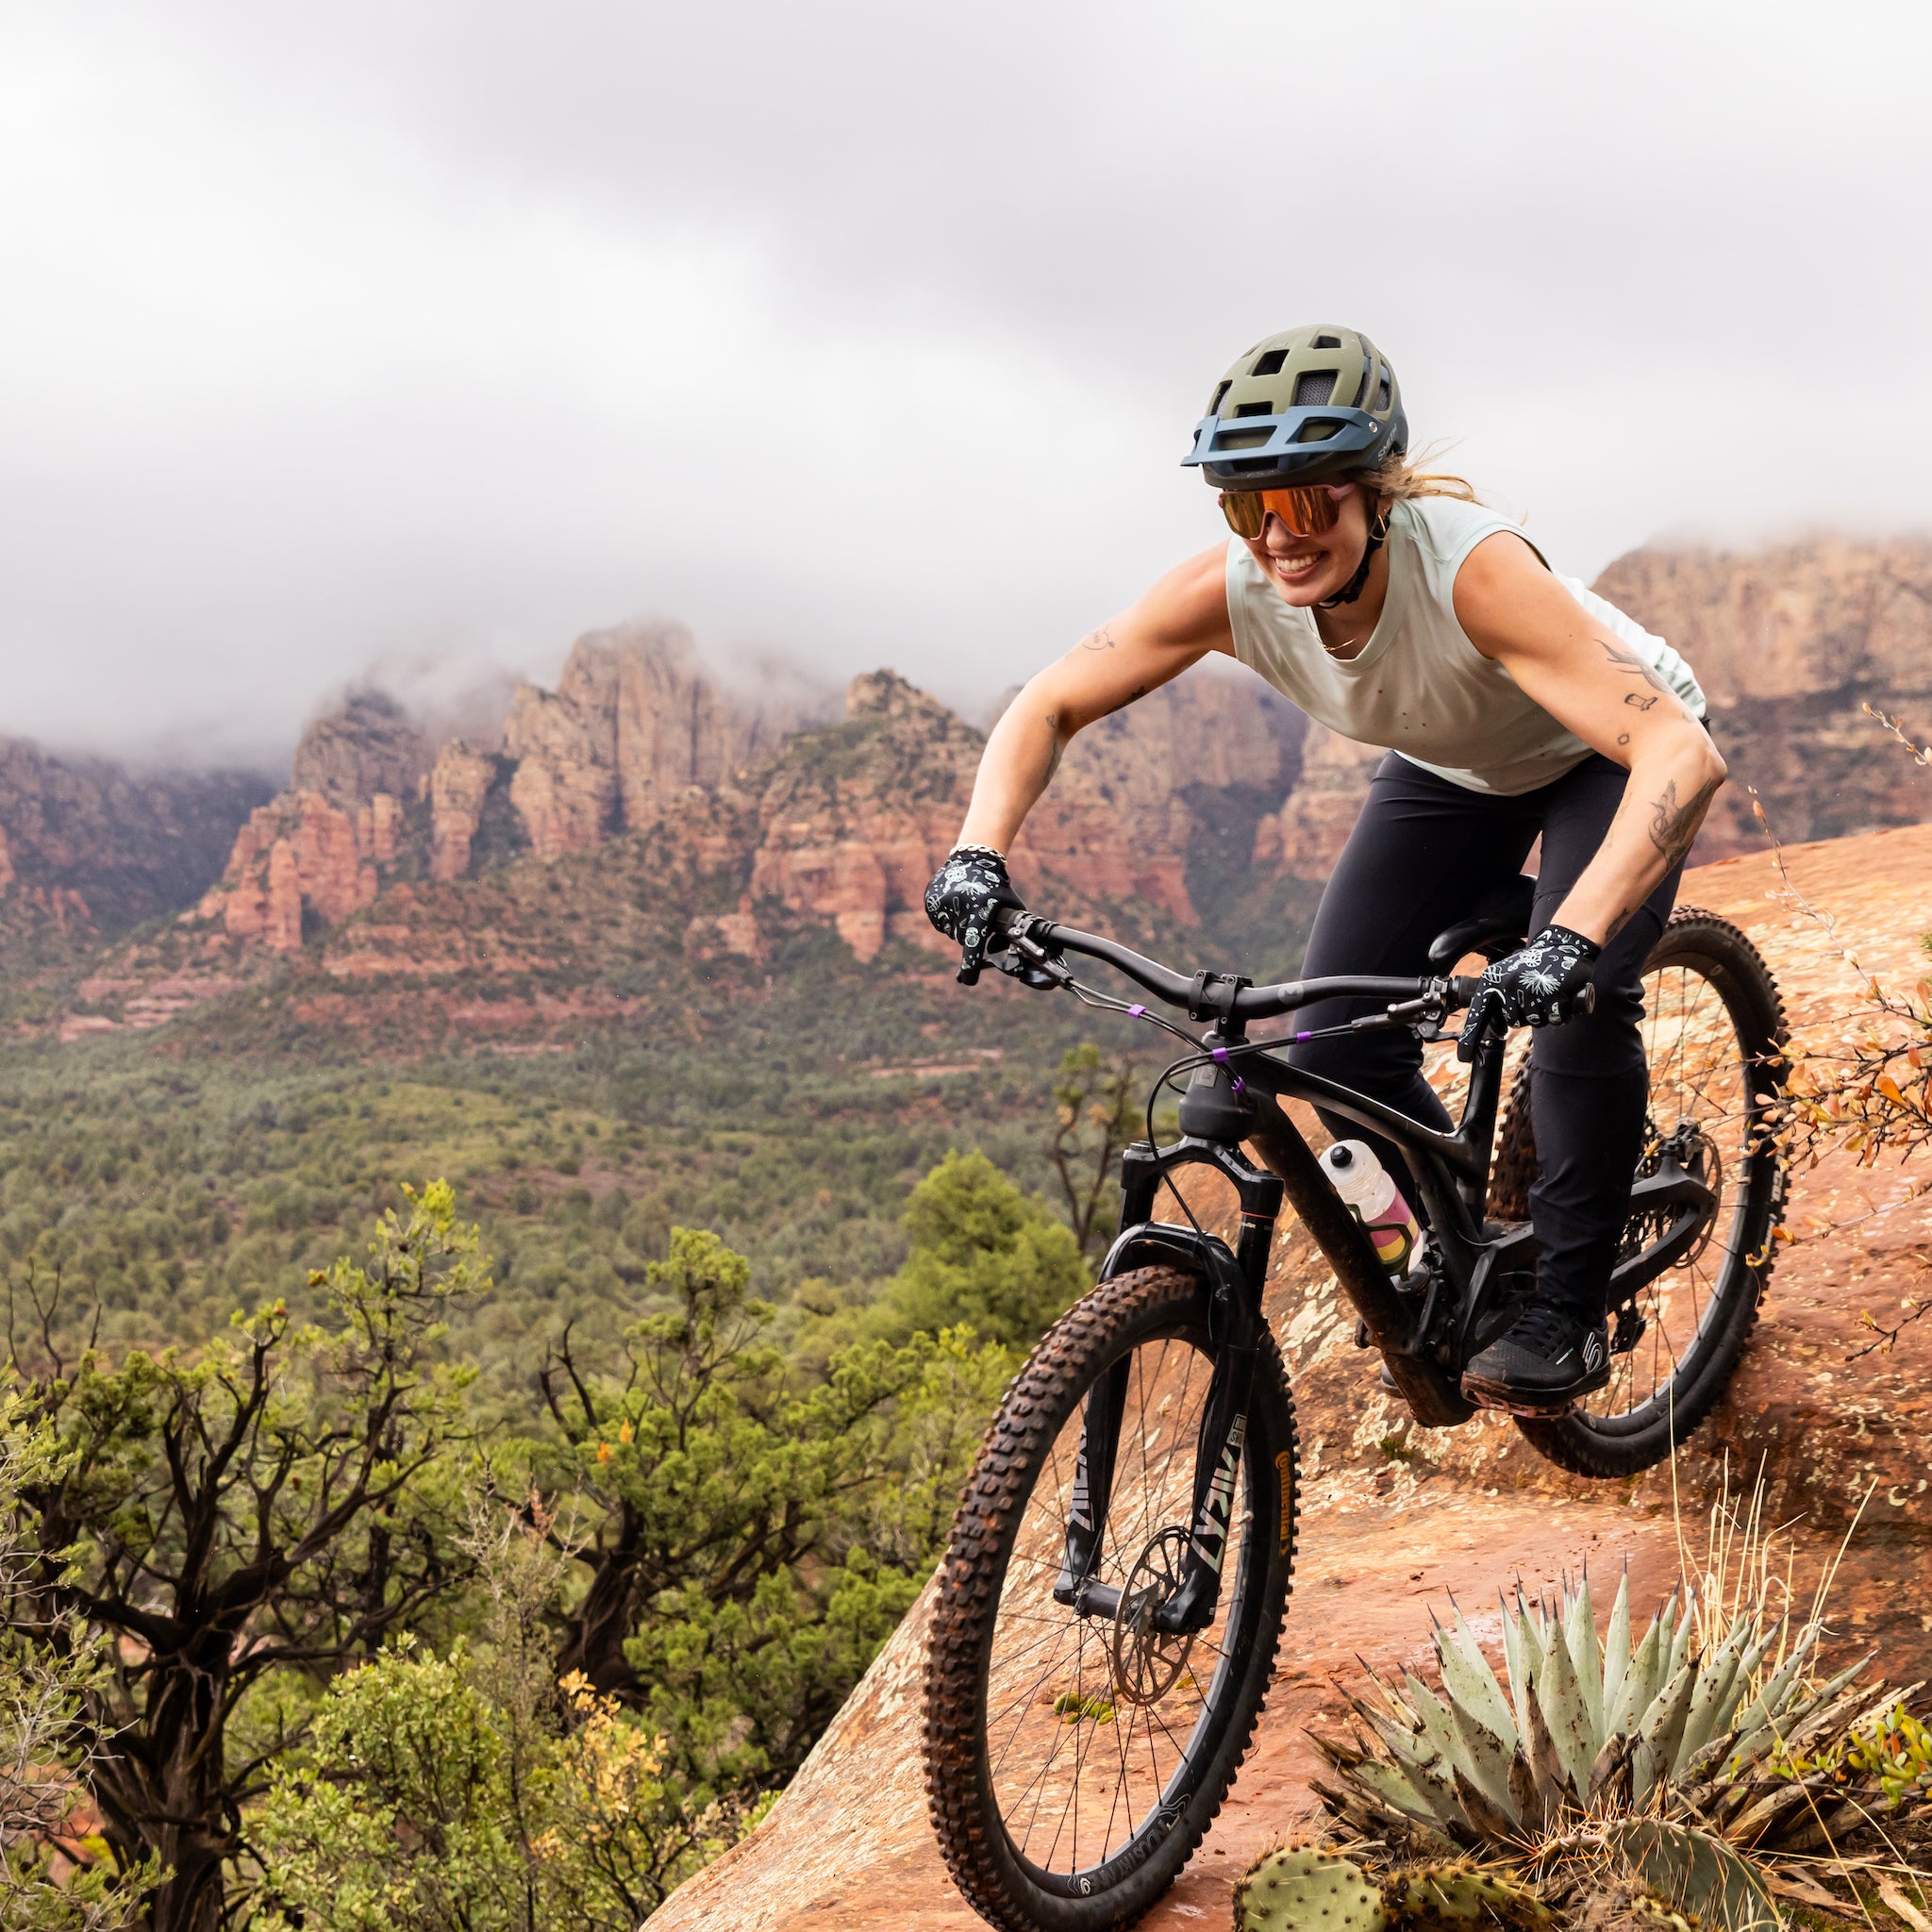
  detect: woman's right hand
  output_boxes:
[924,846,1025,985]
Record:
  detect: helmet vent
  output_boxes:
[1313,334,1341,349]
[1208,381,1232,415]
[1375,375,1391,411]
[1291,370,1337,408]
[1231,400,1273,419]
[1250,348,1289,376]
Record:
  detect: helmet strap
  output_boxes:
[1318,507,1390,608]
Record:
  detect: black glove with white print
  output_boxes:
[924,845,1025,986]
[1456,922,1601,1062]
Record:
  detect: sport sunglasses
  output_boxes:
[1218,483,1354,541]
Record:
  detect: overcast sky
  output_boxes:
[4,1,1927,767]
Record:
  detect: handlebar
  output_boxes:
[991,908,1481,1026]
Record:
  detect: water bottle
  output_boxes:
[1320,1140,1422,1275]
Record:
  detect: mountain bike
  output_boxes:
[922,880,1788,1931]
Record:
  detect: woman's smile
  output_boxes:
[1270,548,1326,585]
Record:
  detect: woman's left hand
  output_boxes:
[1457,924,1600,1060]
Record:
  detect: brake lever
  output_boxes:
[1348,976,1460,1041]
[996,925,1073,993]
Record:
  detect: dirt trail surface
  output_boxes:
[653,824,1932,1932]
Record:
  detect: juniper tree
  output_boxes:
[6,1182,483,1932]
[543,1225,1008,1800]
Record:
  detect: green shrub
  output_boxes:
[879,1150,1087,1348]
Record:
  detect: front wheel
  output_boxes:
[924,1266,1298,1932]
[1502,908,1789,1478]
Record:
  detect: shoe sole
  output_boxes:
[1459,1364,1611,1419]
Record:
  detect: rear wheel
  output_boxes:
[924,1266,1298,1931]
[1497,908,1788,1478]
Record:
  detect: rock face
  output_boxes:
[748,663,1305,964]
[192,625,838,946]
[290,690,428,808]
[427,743,502,883]
[502,624,819,858]
[0,741,269,960]
[1594,538,1932,856]
[1251,724,1382,879]
[205,791,405,953]
[188,640,1306,969]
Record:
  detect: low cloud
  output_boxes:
[3,3,1928,761]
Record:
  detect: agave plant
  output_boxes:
[1309,1567,1920,1862]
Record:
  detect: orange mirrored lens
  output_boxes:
[1218,487,1342,540]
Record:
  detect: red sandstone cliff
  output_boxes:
[1595,537,1932,855]
[42,534,1932,998]
[0,741,269,965]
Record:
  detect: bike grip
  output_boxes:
[1446,974,1483,1009]
[1579,982,1596,1015]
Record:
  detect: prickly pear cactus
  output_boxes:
[1233,1842,1387,1932]
[1381,1860,1555,1931]
[1603,1819,1778,1930]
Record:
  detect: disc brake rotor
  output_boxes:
[1109,1526,1198,1708]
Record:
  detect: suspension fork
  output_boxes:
[1058,1124,1279,1627]
[1157,1324,1258,1634]
[1053,1356,1132,1607]
[1052,1301,1262,1624]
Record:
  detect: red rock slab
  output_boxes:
[656,824,1932,1931]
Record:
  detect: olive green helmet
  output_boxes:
[1180,324,1406,489]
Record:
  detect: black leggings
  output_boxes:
[1289,749,1687,1319]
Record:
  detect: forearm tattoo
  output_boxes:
[1646,774,1723,870]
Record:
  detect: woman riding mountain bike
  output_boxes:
[924,322,1725,1419]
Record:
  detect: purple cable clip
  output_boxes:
[1210,1045,1229,1064]
[1128,1004,1146,1018]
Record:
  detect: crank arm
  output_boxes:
[1607,1159,1718,1300]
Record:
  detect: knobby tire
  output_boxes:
[924,1266,1298,1932]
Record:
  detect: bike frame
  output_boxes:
[1022,927,1716,1639]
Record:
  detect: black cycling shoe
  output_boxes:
[1460,1300,1611,1417]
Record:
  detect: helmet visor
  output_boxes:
[1219,485,1348,541]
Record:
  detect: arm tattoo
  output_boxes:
[1041,710,1064,786]
[1094,682,1150,722]
[1606,906,1633,941]
[1623,691,1659,712]
[1646,774,1722,870]
[1598,636,1668,693]
[1077,625,1118,652]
